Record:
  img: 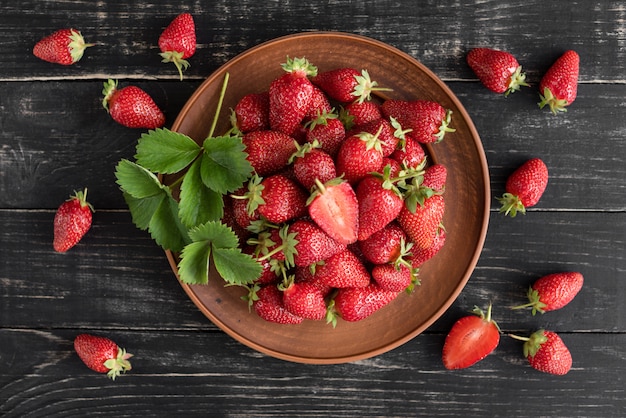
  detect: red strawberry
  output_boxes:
[512,330,572,375]
[359,223,407,265]
[356,175,404,241]
[253,285,304,324]
[281,280,327,320]
[295,266,333,296]
[466,48,529,95]
[408,228,446,267]
[423,163,447,193]
[372,263,415,292]
[397,194,445,250]
[442,304,500,370]
[381,157,403,177]
[242,130,298,176]
[497,158,548,217]
[74,334,133,380]
[311,68,390,104]
[390,135,426,169]
[335,131,384,184]
[539,50,579,114]
[257,174,307,224]
[158,13,196,80]
[53,188,94,252]
[33,28,94,65]
[381,99,455,143]
[332,283,399,322]
[307,178,359,245]
[305,111,346,157]
[289,220,346,267]
[305,85,333,120]
[513,272,584,315]
[291,144,337,190]
[230,184,260,229]
[348,118,399,157]
[233,92,270,133]
[269,57,318,136]
[315,249,371,288]
[342,101,382,128]
[102,79,165,129]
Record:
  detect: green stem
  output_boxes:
[207,72,230,139]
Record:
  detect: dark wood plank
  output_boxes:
[1,329,624,417]
[1,81,625,210]
[2,210,624,333]
[2,1,624,82]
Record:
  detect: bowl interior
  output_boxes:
[167,32,490,364]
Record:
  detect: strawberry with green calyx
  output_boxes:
[232,92,270,134]
[512,271,584,315]
[256,174,308,224]
[102,79,165,129]
[280,275,328,320]
[335,128,384,184]
[372,237,420,293]
[510,330,572,375]
[269,57,318,136]
[53,188,94,252]
[33,28,94,65]
[497,158,548,217]
[315,249,371,289]
[346,117,402,157]
[253,284,304,324]
[289,220,346,267]
[466,48,529,96]
[311,68,392,104]
[307,178,359,245]
[355,168,404,241]
[158,13,196,80]
[304,109,346,157]
[255,224,299,269]
[381,99,455,144]
[359,222,407,265]
[397,193,445,250]
[442,304,501,370]
[390,134,426,169]
[538,50,579,114]
[74,334,133,380]
[330,283,400,323]
[289,140,337,190]
[341,101,383,129]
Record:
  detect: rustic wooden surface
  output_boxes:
[1,0,625,417]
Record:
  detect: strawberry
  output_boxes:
[408,228,446,267]
[74,334,133,380]
[442,304,500,370]
[331,283,399,322]
[33,28,94,65]
[53,188,94,252]
[342,101,382,129]
[381,157,403,177]
[538,50,580,114]
[359,222,407,265]
[289,220,346,267]
[511,330,572,375]
[102,79,165,129]
[307,178,359,245]
[269,57,318,136]
[290,143,337,190]
[347,118,399,157]
[281,279,327,320]
[315,249,371,288]
[335,131,384,184]
[257,174,307,224]
[466,48,529,96]
[497,158,548,217]
[397,194,445,250]
[158,13,196,80]
[513,272,584,315]
[372,263,416,293]
[311,68,390,104]
[295,266,333,296]
[247,247,281,285]
[390,135,426,169]
[253,285,304,324]
[305,85,333,120]
[381,99,455,143]
[305,110,346,157]
[230,183,260,229]
[422,163,447,193]
[242,130,298,176]
[356,174,404,241]
[232,92,270,133]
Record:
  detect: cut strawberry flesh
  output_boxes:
[308,182,358,245]
[442,315,500,370]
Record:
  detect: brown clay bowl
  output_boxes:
[166,32,490,364]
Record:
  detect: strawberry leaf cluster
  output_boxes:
[115,75,262,286]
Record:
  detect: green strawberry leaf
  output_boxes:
[201,135,252,195]
[178,221,261,285]
[179,158,224,228]
[115,159,164,199]
[135,128,202,174]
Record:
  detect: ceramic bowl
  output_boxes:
[166,32,490,364]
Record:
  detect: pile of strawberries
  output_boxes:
[224,57,454,325]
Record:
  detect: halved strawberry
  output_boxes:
[307,178,359,245]
[442,304,501,370]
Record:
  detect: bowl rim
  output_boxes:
[167,31,491,364]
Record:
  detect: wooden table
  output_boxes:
[1,1,624,416]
